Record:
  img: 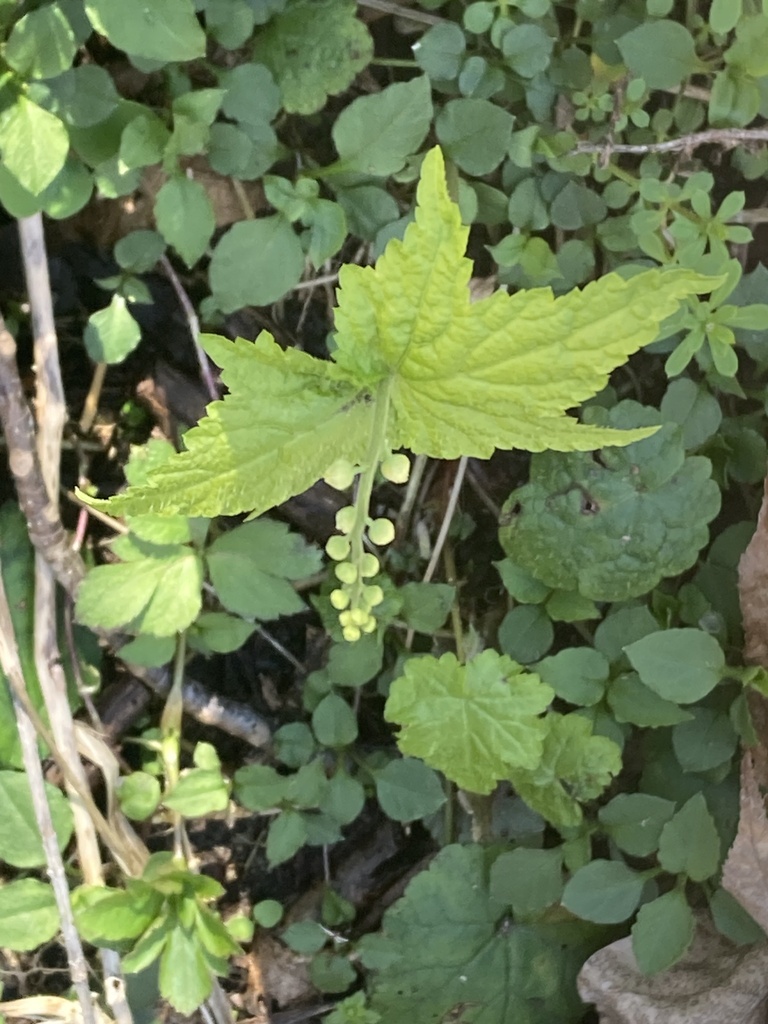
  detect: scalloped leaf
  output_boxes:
[384,650,553,795]
[360,844,600,1024]
[253,0,373,115]
[499,401,721,601]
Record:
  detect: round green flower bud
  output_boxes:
[349,607,370,627]
[335,562,358,584]
[381,453,410,484]
[326,535,350,561]
[330,588,350,610]
[339,609,353,627]
[360,616,377,634]
[342,624,362,643]
[360,553,380,578]
[324,459,356,491]
[368,517,395,546]
[335,505,357,534]
[363,584,384,608]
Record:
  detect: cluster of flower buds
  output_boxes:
[322,452,411,642]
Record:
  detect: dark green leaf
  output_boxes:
[631,891,695,974]
[657,793,721,881]
[624,629,725,703]
[561,860,645,924]
[331,76,432,176]
[209,215,304,312]
[374,758,446,823]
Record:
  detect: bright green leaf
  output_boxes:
[0,95,69,195]
[75,538,203,636]
[5,3,76,79]
[163,768,230,817]
[84,0,205,62]
[384,650,553,795]
[508,713,622,827]
[0,879,59,951]
[83,295,141,364]
[206,518,320,620]
[0,771,73,868]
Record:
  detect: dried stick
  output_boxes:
[20,214,134,1024]
[574,126,768,156]
[0,572,97,1024]
[0,312,84,594]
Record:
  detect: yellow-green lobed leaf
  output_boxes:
[84,147,720,523]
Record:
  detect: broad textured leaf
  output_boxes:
[84,0,205,62]
[0,95,68,195]
[206,518,320,619]
[94,334,375,518]
[361,844,600,1024]
[384,650,553,795]
[334,156,716,459]
[72,882,163,943]
[88,148,714,523]
[500,403,721,600]
[253,0,373,115]
[508,714,622,828]
[0,771,73,868]
[0,879,59,951]
[75,536,203,636]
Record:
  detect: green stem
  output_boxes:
[371,58,418,68]
[348,380,393,612]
